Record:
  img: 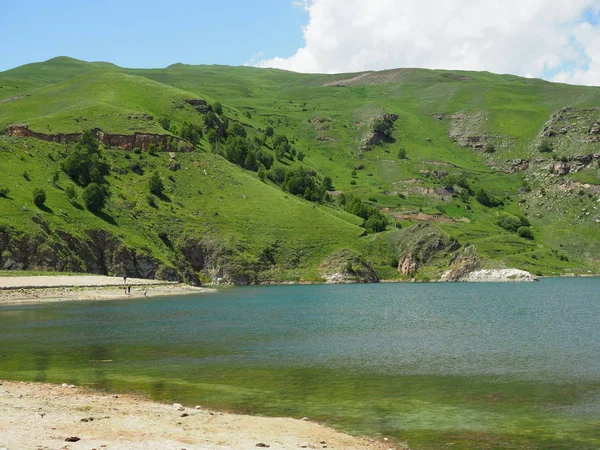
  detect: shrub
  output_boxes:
[397,148,407,159]
[484,143,496,153]
[180,122,203,145]
[365,215,387,233]
[517,226,534,239]
[0,186,9,198]
[65,185,77,201]
[147,195,157,208]
[32,188,46,207]
[148,171,164,196]
[267,166,287,185]
[538,140,553,153]
[496,213,523,232]
[23,171,30,181]
[372,117,394,140]
[475,188,503,207]
[83,183,109,212]
[129,161,144,175]
[257,165,266,182]
[159,117,171,131]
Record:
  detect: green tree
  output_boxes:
[397,148,407,159]
[475,188,503,207]
[180,122,202,145]
[149,171,164,196]
[228,122,247,138]
[268,166,287,185]
[83,183,109,212]
[0,186,10,198]
[323,176,333,190]
[65,185,77,202]
[32,188,46,208]
[159,117,171,131]
[214,102,223,115]
[257,164,267,182]
[265,126,274,138]
[61,130,109,186]
[517,226,534,239]
[496,213,523,232]
[297,151,305,162]
[365,215,388,233]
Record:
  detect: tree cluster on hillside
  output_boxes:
[475,188,503,207]
[61,131,110,212]
[372,116,396,142]
[180,122,203,145]
[339,193,389,233]
[282,167,327,202]
[496,212,533,239]
[223,136,274,171]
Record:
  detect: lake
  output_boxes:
[1,278,599,449]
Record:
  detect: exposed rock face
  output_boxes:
[360,114,398,150]
[440,246,481,281]
[185,99,210,113]
[0,223,186,283]
[396,223,460,276]
[398,254,417,276]
[501,159,530,174]
[461,269,538,282]
[179,239,276,286]
[433,111,490,150]
[319,249,378,283]
[6,125,193,152]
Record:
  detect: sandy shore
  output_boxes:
[0,275,216,305]
[0,380,400,450]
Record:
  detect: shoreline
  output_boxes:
[0,275,216,306]
[0,379,400,450]
[1,272,597,307]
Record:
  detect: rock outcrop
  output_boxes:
[460,269,538,282]
[319,249,378,283]
[0,223,188,283]
[360,114,398,150]
[440,246,481,281]
[6,125,193,152]
[396,223,460,276]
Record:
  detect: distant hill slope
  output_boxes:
[0,58,598,282]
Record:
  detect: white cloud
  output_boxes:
[257,0,600,86]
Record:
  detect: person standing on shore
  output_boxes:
[127,285,131,295]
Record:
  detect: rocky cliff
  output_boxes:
[6,125,193,152]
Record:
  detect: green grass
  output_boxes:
[0,57,598,279]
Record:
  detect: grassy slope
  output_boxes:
[130,64,599,273]
[0,58,598,279]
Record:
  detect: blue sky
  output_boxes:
[1,0,306,71]
[3,0,600,86]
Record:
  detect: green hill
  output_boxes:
[0,57,598,282]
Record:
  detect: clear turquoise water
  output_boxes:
[1,278,599,449]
